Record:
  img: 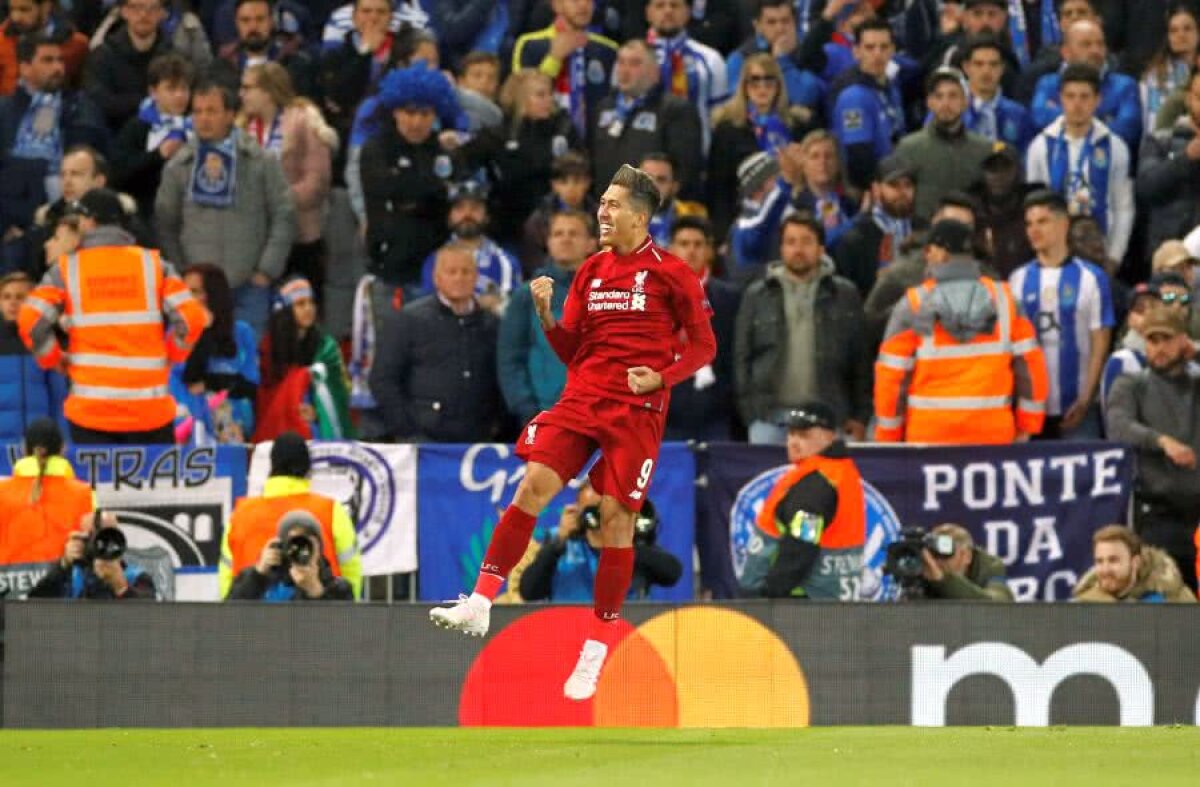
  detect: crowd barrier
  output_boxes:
[0,441,1133,602]
[2,601,1195,729]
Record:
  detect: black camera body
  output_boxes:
[280,534,315,568]
[83,526,126,563]
[884,526,957,598]
[578,500,659,545]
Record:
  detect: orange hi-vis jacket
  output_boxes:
[874,259,1049,444]
[757,453,866,550]
[0,456,95,565]
[226,492,342,581]
[18,235,207,432]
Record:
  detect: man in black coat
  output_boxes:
[82,0,175,132]
[665,216,740,441]
[207,0,318,100]
[589,38,703,201]
[1137,68,1200,255]
[369,243,502,443]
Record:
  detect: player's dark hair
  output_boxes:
[781,211,825,247]
[1023,188,1070,216]
[1059,63,1102,94]
[854,17,893,44]
[610,164,661,219]
[670,215,714,245]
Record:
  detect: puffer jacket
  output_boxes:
[0,319,68,443]
[278,102,338,244]
[734,258,872,427]
[1073,546,1197,603]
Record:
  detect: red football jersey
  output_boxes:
[558,236,713,411]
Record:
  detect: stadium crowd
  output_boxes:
[1,0,1200,600]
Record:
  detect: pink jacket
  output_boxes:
[279,102,338,244]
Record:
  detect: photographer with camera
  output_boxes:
[739,402,867,600]
[220,431,362,599]
[519,481,683,603]
[226,511,354,601]
[28,511,156,600]
[886,522,1013,601]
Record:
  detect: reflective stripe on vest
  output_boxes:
[907,394,1013,409]
[68,354,169,370]
[71,384,171,400]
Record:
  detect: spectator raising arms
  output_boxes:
[254,276,352,441]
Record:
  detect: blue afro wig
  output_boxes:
[377,66,459,121]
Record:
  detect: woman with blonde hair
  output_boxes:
[708,53,819,240]
[790,130,858,248]
[239,62,339,297]
[456,69,581,248]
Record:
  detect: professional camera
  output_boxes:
[281,534,315,568]
[83,526,126,562]
[884,526,956,598]
[578,500,658,545]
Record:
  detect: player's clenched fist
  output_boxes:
[531,276,554,310]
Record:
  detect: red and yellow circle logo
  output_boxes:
[459,607,810,727]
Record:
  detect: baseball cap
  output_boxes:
[1141,304,1188,339]
[926,219,973,254]
[737,151,780,198]
[1151,240,1196,272]
[875,154,916,185]
[1148,271,1191,292]
[276,510,325,547]
[71,188,125,226]
[782,402,837,432]
[925,66,967,95]
[982,143,1020,170]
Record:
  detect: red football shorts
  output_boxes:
[515,392,664,511]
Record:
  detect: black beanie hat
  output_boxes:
[270,431,311,478]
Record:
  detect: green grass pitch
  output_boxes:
[1,727,1196,786]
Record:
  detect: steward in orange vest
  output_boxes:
[739,402,867,599]
[219,432,362,599]
[17,188,207,443]
[0,418,94,567]
[874,219,1049,444]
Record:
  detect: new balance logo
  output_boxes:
[591,278,603,288]
[628,490,643,500]
[525,425,537,445]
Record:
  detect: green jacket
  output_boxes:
[925,548,1013,601]
[894,124,995,222]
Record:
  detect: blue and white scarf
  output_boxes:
[138,96,191,152]
[1143,58,1191,129]
[189,131,239,209]
[1009,0,1060,68]
[13,89,62,166]
[871,205,911,268]
[567,47,588,138]
[1047,124,1112,233]
[749,105,791,153]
